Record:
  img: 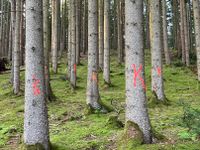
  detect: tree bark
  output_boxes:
[162,0,171,65]
[125,0,152,143]
[193,0,200,80]
[24,0,50,149]
[87,0,102,110]
[13,0,21,94]
[150,0,165,100]
[103,0,110,84]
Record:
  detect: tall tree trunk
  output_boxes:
[117,0,123,64]
[182,1,190,66]
[13,0,21,94]
[87,0,104,111]
[67,0,71,80]
[43,0,53,101]
[162,0,171,65]
[76,0,81,65]
[51,0,60,73]
[150,0,165,100]
[193,0,200,80]
[98,0,104,70]
[70,0,76,89]
[103,0,110,85]
[10,0,16,85]
[125,0,152,144]
[24,0,50,149]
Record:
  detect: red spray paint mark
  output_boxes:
[32,75,41,96]
[74,64,77,76]
[92,72,98,83]
[132,64,146,90]
[157,67,161,76]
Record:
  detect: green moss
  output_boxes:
[21,143,45,150]
[106,115,124,128]
[148,92,170,108]
[118,121,143,150]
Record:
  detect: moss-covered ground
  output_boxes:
[0,51,200,150]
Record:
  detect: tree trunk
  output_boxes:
[87,0,102,110]
[51,0,60,73]
[103,0,110,85]
[70,0,76,89]
[125,0,152,143]
[76,0,81,65]
[162,0,171,65]
[13,0,21,94]
[193,0,200,80]
[24,0,50,149]
[98,0,104,70]
[150,0,165,100]
[43,0,53,101]
[117,0,123,64]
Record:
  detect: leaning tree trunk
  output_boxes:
[24,0,50,149]
[98,0,104,70]
[43,0,53,101]
[150,0,165,100]
[193,0,200,80]
[13,0,21,94]
[125,0,152,144]
[70,0,76,89]
[162,0,171,65]
[86,0,103,110]
[103,0,110,85]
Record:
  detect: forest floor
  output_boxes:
[0,51,200,150]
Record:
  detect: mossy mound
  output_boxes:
[118,121,143,150]
[84,102,113,115]
[148,92,170,108]
[151,128,167,143]
[21,143,45,150]
[106,115,124,128]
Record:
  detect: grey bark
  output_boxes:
[98,0,104,70]
[103,0,110,84]
[24,0,50,149]
[86,0,101,109]
[76,0,81,65]
[43,0,53,101]
[125,0,152,143]
[13,0,21,94]
[150,0,165,100]
[193,0,200,80]
[162,0,171,65]
[70,0,76,88]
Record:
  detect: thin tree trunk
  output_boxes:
[43,0,53,101]
[76,0,81,65]
[150,0,165,100]
[125,0,152,144]
[103,0,110,85]
[193,0,200,80]
[13,0,21,94]
[162,0,171,65]
[98,0,104,70]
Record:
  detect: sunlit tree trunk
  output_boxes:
[103,0,110,84]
